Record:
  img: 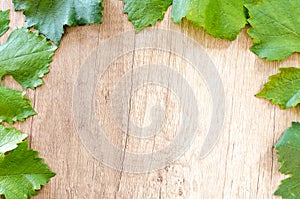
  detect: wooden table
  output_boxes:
[1,1,298,198]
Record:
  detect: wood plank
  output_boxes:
[1,0,299,198]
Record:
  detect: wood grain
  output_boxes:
[1,1,299,198]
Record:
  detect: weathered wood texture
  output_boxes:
[1,1,299,198]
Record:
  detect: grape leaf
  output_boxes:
[12,0,103,44]
[256,67,300,109]
[0,87,36,124]
[275,122,300,199]
[171,0,247,40]
[171,0,207,27]
[0,28,57,89]
[246,0,300,61]
[124,0,246,40]
[0,141,55,199]
[0,10,9,37]
[0,125,27,155]
[124,0,172,31]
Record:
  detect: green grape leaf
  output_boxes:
[0,28,57,89]
[172,0,207,27]
[124,0,247,40]
[0,10,9,37]
[124,0,172,31]
[246,0,300,61]
[0,125,27,155]
[256,67,300,109]
[12,0,103,44]
[0,86,36,124]
[171,0,247,40]
[0,141,55,199]
[275,122,300,198]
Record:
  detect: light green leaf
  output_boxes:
[124,0,172,31]
[0,86,36,124]
[256,67,300,109]
[12,0,103,44]
[171,0,246,40]
[172,0,207,27]
[275,122,300,199]
[0,141,55,199]
[0,125,27,155]
[0,10,9,37]
[246,0,300,61]
[0,28,57,89]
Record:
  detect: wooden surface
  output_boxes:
[2,1,300,198]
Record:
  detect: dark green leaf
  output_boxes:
[12,0,103,44]
[0,28,57,89]
[275,122,300,198]
[124,0,172,31]
[0,87,36,124]
[0,10,9,37]
[0,141,55,199]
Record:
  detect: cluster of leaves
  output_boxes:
[122,1,300,198]
[274,122,300,198]
[123,1,300,197]
[12,0,300,62]
[5,0,300,198]
[0,0,105,198]
[0,128,55,199]
[0,10,56,199]
[124,0,300,61]
[257,67,300,198]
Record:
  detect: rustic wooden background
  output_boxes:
[1,1,300,198]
